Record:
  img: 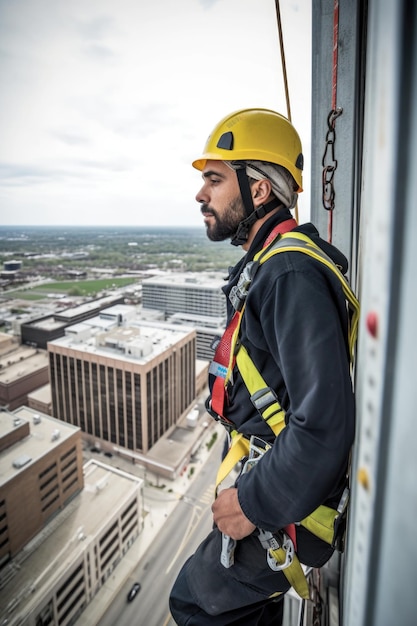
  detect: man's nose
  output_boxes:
[195,185,208,204]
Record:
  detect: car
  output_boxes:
[127,582,141,602]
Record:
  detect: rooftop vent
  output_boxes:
[13,454,32,469]
[51,429,60,441]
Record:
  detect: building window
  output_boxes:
[134,374,142,450]
[116,369,124,447]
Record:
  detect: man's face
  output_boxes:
[196,160,245,242]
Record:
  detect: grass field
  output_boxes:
[12,277,139,300]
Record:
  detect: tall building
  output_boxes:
[48,305,196,457]
[1,428,143,626]
[168,312,225,360]
[142,272,227,360]
[0,406,83,566]
[142,271,227,318]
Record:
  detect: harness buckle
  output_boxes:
[265,531,295,572]
[257,528,281,551]
[229,261,255,311]
[250,387,278,411]
[204,397,235,433]
[220,534,237,568]
[240,435,270,474]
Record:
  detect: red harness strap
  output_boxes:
[262,218,298,247]
[210,218,297,422]
[210,309,241,421]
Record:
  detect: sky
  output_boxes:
[0,0,311,228]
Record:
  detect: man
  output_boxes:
[169,108,357,625]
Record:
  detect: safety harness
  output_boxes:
[210,221,360,599]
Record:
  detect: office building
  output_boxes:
[20,293,125,349]
[142,272,226,360]
[0,333,49,410]
[168,311,225,360]
[48,305,196,459]
[0,451,143,626]
[142,271,227,319]
[0,406,83,565]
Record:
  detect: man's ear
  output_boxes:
[252,179,273,206]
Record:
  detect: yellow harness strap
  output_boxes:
[236,345,287,434]
[300,504,341,545]
[215,432,250,497]
[215,432,310,599]
[268,549,310,599]
[256,232,360,362]
[216,346,340,599]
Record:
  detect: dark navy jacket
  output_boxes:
[210,210,355,533]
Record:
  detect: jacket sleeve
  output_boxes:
[237,256,355,531]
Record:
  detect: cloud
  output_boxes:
[49,130,91,146]
[0,0,312,227]
[82,43,117,61]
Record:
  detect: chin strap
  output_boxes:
[231,198,283,246]
[231,163,283,247]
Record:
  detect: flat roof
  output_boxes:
[25,315,66,331]
[49,317,195,365]
[0,347,49,384]
[0,459,142,621]
[0,407,80,488]
[27,383,51,404]
[142,271,226,290]
[56,294,122,320]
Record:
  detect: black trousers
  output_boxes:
[169,526,333,625]
[170,569,284,625]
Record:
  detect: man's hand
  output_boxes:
[212,487,256,540]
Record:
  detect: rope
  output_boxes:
[328,0,340,243]
[274,0,299,224]
[275,0,292,122]
[332,0,340,111]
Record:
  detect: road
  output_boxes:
[97,434,225,626]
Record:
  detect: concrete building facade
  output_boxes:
[141,271,227,318]
[0,407,84,567]
[27,383,52,416]
[48,305,196,457]
[168,311,225,360]
[142,272,227,361]
[0,333,49,410]
[0,454,143,626]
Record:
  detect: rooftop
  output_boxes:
[24,315,66,331]
[27,383,51,404]
[55,294,123,320]
[0,347,49,384]
[0,407,80,488]
[48,306,196,364]
[142,271,226,290]
[0,459,143,622]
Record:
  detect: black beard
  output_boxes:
[201,197,246,242]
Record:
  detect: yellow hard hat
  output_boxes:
[192,108,303,191]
